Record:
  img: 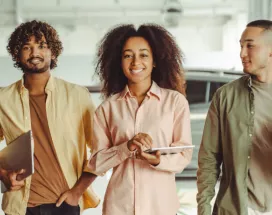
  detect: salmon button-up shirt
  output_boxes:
[87,81,193,215]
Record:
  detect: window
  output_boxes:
[186,80,207,104]
[186,80,226,105]
[209,82,225,101]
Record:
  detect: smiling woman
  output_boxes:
[122,37,153,86]
[95,24,186,98]
[88,24,193,215]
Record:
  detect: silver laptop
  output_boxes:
[0,130,34,192]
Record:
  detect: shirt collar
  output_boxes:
[18,74,56,95]
[147,81,161,100]
[118,85,132,99]
[118,81,161,100]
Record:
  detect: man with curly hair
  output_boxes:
[0,20,99,215]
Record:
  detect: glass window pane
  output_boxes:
[209,82,225,101]
[186,80,207,104]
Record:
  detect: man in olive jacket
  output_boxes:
[197,19,272,215]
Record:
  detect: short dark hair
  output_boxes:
[7,20,63,70]
[95,24,185,98]
[247,19,272,31]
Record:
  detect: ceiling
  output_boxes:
[0,0,247,27]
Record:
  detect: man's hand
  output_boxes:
[127,133,152,151]
[136,150,161,166]
[56,188,80,207]
[0,168,25,191]
[56,172,97,207]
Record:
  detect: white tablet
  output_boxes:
[144,145,195,155]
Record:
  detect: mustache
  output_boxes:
[27,57,44,62]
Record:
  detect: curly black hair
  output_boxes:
[7,20,63,70]
[95,23,185,98]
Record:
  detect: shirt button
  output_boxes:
[249,134,252,137]
[25,117,28,120]
[248,156,250,159]
[251,111,254,114]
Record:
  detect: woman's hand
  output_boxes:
[127,133,152,151]
[136,150,161,166]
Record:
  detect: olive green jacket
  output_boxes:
[197,75,254,215]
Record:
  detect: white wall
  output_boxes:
[0,14,247,86]
[0,55,100,87]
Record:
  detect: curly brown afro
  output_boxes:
[7,20,63,71]
[95,23,186,98]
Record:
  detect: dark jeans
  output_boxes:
[25,202,80,215]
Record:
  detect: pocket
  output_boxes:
[63,201,79,208]
[62,201,80,215]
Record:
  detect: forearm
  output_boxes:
[86,141,133,176]
[197,131,222,213]
[197,156,221,215]
[71,172,97,198]
[0,168,4,180]
[150,149,192,173]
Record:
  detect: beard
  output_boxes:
[21,58,51,74]
[22,65,50,74]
